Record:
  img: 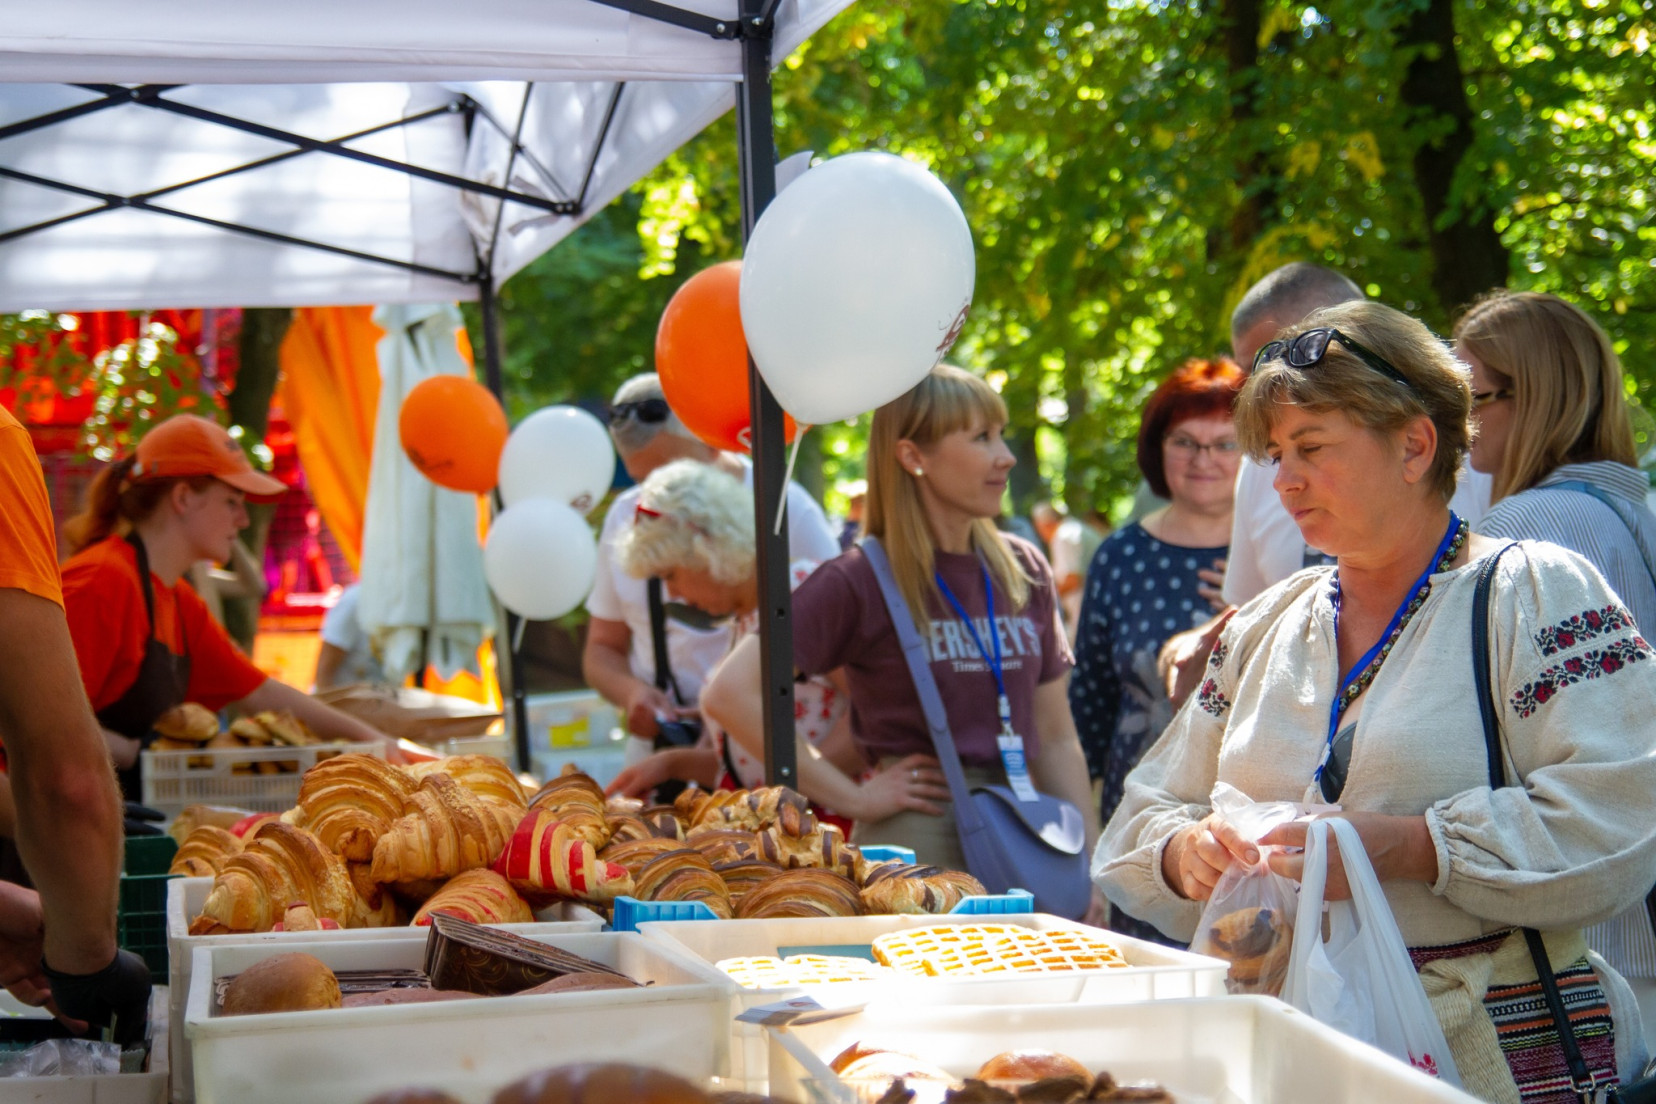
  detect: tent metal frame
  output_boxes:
[0,0,799,781]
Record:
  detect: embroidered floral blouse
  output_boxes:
[1095,540,1656,951]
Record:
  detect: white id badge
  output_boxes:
[998,730,1040,802]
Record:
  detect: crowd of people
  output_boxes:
[0,257,1652,1102]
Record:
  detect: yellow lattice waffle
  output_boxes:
[716,954,893,989]
[870,923,1130,977]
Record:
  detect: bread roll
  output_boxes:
[1206,905,1290,993]
[491,1063,710,1104]
[221,952,341,1015]
[975,1050,1092,1083]
[154,702,221,743]
[837,1051,954,1084]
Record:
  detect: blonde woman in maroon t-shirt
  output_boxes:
[704,366,1100,875]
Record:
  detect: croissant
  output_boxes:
[858,864,984,914]
[527,768,611,849]
[409,755,525,809]
[756,822,859,878]
[714,858,783,906]
[296,753,417,862]
[600,837,689,877]
[190,822,361,933]
[170,825,245,877]
[736,869,861,919]
[640,805,686,840]
[686,825,761,866]
[605,815,653,845]
[412,869,534,926]
[634,850,734,918]
[492,809,634,903]
[370,774,520,885]
[683,786,817,836]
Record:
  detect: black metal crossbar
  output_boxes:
[588,0,743,39]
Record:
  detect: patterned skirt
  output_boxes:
[1411,931,1619,1103]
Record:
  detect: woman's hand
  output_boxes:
[1161,813,1258,901]
[1260,813,1437,900]
[850,754,950,822]
[603,748,720,799]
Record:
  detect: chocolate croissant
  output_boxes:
[634,849,734,918]
[686,826,761,866]
[370,774,520,885]
[600,837,690,877]
[859,864,985,915]
[295,753,417,862]
[735,868,861,919]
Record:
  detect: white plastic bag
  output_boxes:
[1188,783,1327,996]
[1281,818,1461,1087]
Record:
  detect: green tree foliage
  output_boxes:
[489,0,1656,514]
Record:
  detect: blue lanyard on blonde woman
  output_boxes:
[1317,511,1465,785]
[934,562,1040,802]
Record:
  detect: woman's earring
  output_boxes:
[912,468,924,477]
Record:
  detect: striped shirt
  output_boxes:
[1477,460,1656,981]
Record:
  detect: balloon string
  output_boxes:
[775,427,810,537]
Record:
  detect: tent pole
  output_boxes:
[479,273,531,772]
[734,0,795,789]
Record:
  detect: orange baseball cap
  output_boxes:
[131,414,286,497]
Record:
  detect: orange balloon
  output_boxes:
[656,260,797,453]
[398,375,509,493]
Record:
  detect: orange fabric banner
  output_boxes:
[277,307,382,571]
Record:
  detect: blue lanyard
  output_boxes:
[1319,512,1462,779]
[934,562,1012,727]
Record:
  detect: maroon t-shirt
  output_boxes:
[792,536,1072,768]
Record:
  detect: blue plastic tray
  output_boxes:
[611,887,1035,932]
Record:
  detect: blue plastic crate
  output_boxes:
[950,888,1035,914]
[857,844,917,864]
[611,895,720,933]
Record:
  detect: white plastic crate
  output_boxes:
[166,876,604,1104]
[140,742,385,818]
[767,997,1477,1104]
[0,986,169,1104]
[185,931,730,1104]
[638,912,1228,1085]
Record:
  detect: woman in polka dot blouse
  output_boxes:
[1070,357,1244,941]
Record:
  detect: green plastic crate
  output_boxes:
[118,871,178,975]
[124,834,178,875]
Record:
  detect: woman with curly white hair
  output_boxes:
[604,459,862,802]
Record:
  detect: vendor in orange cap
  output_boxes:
[59,414,397,799]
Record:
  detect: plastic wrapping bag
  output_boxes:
[1188,783,1331,996]
[0,1038,122,1078]
[1282,819,1461,1086]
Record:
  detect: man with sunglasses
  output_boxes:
[583,374,839,769]
[1158,263,1491,707]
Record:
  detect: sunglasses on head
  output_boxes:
[608,398,671,425]
[1252,328,1418,394]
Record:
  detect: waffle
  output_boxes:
[870,923,1130,977]
[716,954,893,989]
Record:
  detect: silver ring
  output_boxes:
[910,769,919,782]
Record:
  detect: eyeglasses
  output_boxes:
[1165,434,1240,459]
[1253,328,1418,394]
[608,398,671,425]
[1470,387,1514,409]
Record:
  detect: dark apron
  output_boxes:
[96,534,192,802]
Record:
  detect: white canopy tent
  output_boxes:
[0,0,829,776]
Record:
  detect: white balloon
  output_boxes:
[483,499,597,620]
[498,405,615,514]
[739,151,975,425]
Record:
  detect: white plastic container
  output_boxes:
[638,912,1228,1084]
[166,877,604,1104]
[141,742,384,818]
[0,986,169,1104]
[769,997,1478,1103]
[186,931,732,1104]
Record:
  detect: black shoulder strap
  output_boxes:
[646,577,683,705]
[1473,542,1603,1103]
[125,533,160,641]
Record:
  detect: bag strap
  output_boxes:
[1550,478,1656,590]
[1473,543,1604,1103]
[860,537,983,834]
[646,577,684,706]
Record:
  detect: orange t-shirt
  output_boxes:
[0,406,64,607]
[61,536,267,713]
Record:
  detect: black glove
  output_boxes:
[123,802,165,823]
[42,949,153,1047]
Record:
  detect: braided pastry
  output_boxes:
[191,822,363,933]
[295,753,417,863]
[492,808,635,903]
[858,864,985,914]
[412,869,534,926]
[170,825,244,877]
[369,774,520,884]
[633,850,734,918]
[409,755,526,809]
[527,768,611,849]
[756,823,859,878]
[680,786,817,836]
[735,868,861,919]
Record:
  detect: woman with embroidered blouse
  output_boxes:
[1094,300,1656,1103]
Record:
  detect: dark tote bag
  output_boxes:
[862,537,1091,919]
[1472,544,1656,1104]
